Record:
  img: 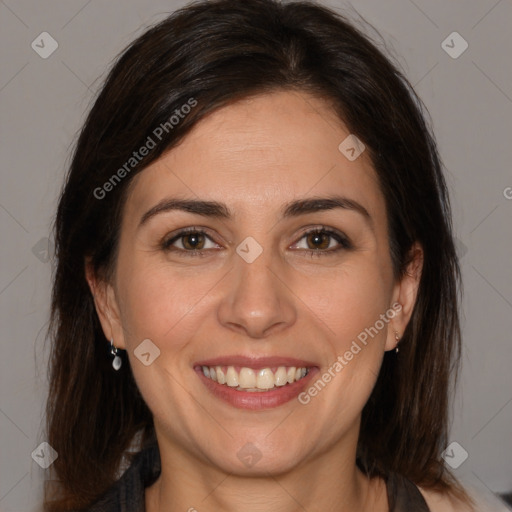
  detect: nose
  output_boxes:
[216,241,297,339]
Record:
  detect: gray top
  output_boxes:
[85,442,431,511]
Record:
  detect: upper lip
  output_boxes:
[194,355,318,369]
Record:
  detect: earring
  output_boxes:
[395,331,400,353]
[110,338,122,370]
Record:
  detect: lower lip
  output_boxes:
[195,367,319,410]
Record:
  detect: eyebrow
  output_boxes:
[138,195,373,230]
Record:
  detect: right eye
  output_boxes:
[161,227,221,257]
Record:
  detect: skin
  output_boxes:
[86,90,427,512]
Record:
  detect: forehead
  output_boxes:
[124,90,385,225]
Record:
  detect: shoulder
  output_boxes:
[418,487,473,512]
[418,486,510,512]
[85,443,160,511]
[418,485,510,512]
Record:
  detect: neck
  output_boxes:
[145,435,388,512]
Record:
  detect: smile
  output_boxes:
[200,365,310,391]
[194,356,319,409]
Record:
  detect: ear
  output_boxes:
[385,241,424,352]
[85,259,126,350]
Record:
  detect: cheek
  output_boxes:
[317,264,392,410]
[115,258,210,348]
[116,262,205,421]
[304,259,392,347]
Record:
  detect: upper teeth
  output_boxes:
[201,365,309,391]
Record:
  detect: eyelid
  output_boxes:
[160,226,220,251]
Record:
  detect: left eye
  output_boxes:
[290,228,352,256]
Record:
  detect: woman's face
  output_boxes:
[90,90,420,475]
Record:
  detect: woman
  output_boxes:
[44,0,481,510]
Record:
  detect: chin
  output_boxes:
[200,436,308,476]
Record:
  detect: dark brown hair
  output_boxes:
[44,0,473,509]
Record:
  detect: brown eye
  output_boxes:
[180,232,206,250]
[291,227,352,257]
[305,231,331,250]
[161,228,219,257]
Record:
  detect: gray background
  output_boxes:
[1,0,511,510]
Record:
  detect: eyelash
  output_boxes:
[160,226,352,258]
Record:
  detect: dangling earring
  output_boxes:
[110,338,122,370]
[395,331,400,353]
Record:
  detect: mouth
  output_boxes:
[194,356,319,409]
[198,364,310,391]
